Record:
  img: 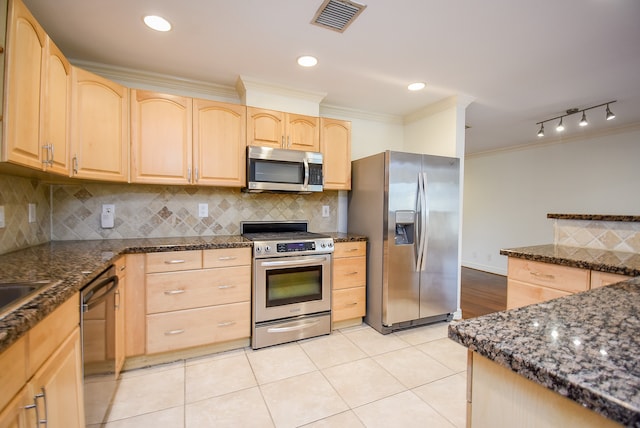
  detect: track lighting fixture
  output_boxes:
[606,104,615,120]
[535,100,616,137]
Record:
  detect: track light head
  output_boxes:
[579,111,588,127]
[606,104,615,120]
[556,117,565,132]
[537,123,545,137]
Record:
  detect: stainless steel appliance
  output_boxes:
[244,146,324,193]
[348,151,460,334]
[80,265,120,426]
[242,221,333,349]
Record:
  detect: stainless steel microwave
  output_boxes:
[245,146,323,193]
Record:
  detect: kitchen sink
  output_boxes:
[0,280,56,314]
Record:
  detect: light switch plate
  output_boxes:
[28,203,36,223]
[198,203,208,218]
[322,205,330,218]
[101,204,115,228]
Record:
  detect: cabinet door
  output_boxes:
[130,90,192,184]
[320,118,351,190]
[247,107,285,148]
[286,113,319,151]
[71,67,128,182]
[194,99,246,187]
[3,0,46,169]
[0,385,35,428]
[115,257,127,378]
[41,37,71,176]
[506,279,570,310]
[30,328,84,428]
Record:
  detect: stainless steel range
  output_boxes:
[242,221,334,349]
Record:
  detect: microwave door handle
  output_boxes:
[303,158,309,188]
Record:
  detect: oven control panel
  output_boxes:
[253,238,334,258]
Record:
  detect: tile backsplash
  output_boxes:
[51,183,338,240]
[554,219,640,253]
[0,174,51,254]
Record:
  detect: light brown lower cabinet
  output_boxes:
[467,351,622,427]
[332,241,367,327]
[507,257,635,309]
[0,295,84,428]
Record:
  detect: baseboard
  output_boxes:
[462,262,507,276]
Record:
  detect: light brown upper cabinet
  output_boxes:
[71,67,129,182]
[130,90,192,184]
[3,0,70,175]
[320,118,352,190]
[193,99,246,187]
[131,91,246,187]
[247,107,319,152]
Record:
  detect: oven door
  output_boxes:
[253,254,331,323]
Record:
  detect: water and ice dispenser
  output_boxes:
[394,210,415,245]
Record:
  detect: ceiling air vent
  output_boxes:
[311,0,367,33]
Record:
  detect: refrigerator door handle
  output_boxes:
[421,172,429,271]
[415,172,427,272]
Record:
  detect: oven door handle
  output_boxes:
[259,257,328,268]
[267,318,321,333]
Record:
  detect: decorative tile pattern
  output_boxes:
[51,183,338,240]
[0,174,51,255]
[553,219,640,253]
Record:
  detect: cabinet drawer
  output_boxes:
[332,256,366,290]
[334,241,366,258]
[506,279,571,310]
[146,302,250,354]
[332,287,366,322]
[28,294,79,376]
[508,258,589,293]
[146,250,202,273]
[590,271,633,289]
[146,266,251,314]
[0,336,27,412]
[202,247,251,268]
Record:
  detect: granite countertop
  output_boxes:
[449,277,640,427]
[0,233,366,354]
[500,244,640,277]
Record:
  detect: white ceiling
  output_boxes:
[22,0,640,154]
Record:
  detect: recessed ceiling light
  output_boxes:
[143,15,172,32]
[407,82,426,91]
[297,55,318,67]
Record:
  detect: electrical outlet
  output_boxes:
[198,203,208,218]
[28,203,36,223]
[0,206,5,228]
[101,204,115,229]
[322,205,330,218]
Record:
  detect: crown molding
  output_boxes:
[319,104,403,124]
[466,121,640,159]
[70,59,240,102]
[236,75,327,105]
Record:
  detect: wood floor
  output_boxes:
[460,267,507,319]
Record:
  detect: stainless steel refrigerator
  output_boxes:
[348,151,460,334]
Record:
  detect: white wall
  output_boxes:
[462,124,640,275]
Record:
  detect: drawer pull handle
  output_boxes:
[530,271,555,280]
[346,271,359,276]
[346,302,359,306]
[218,256,237,261]
[218,285,236,289]
[120,265,126,271]
[217,321,236,327]
[345,248,358,252]
[164,289,185,295]
[165,329,185,335]
[164,259,186,264]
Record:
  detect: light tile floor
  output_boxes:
[97,322,467,428]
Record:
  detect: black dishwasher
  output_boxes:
[80,265,119,426]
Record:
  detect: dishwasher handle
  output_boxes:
[82,275,119,312]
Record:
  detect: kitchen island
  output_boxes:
[449,277,640,427]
